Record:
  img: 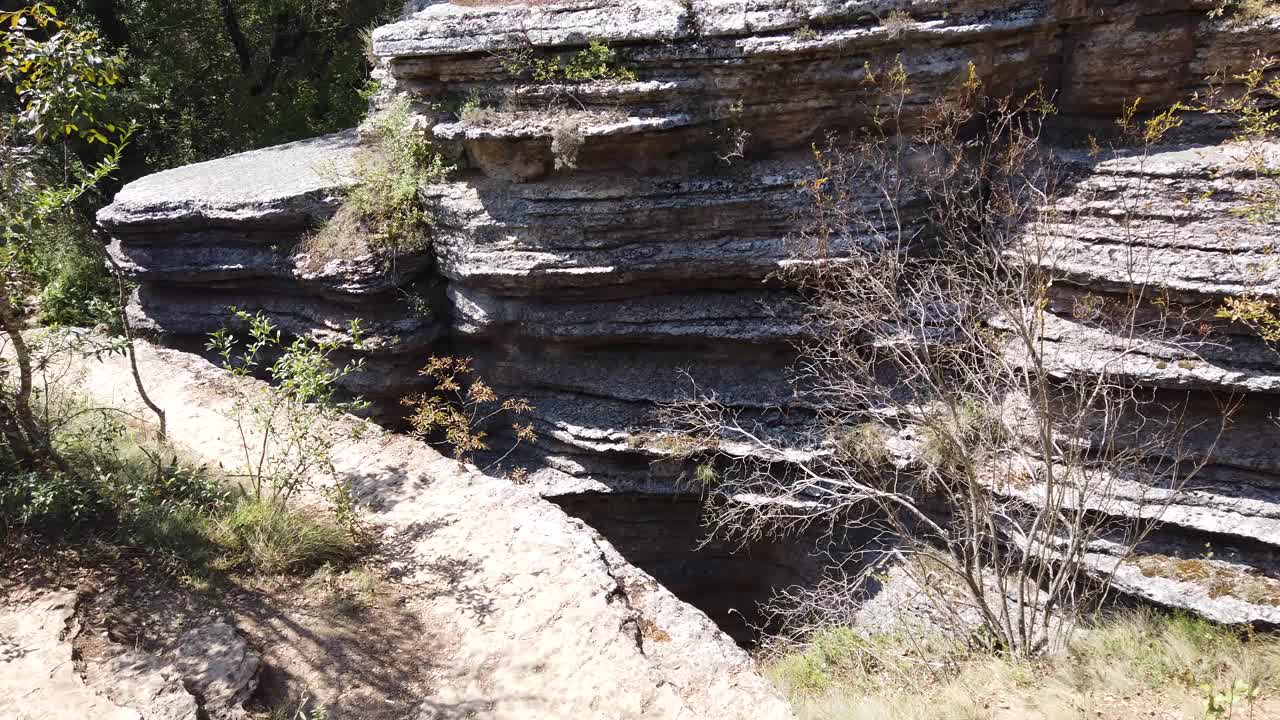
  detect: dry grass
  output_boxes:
[1135,555,1280,607]
[882,10,914,39]
[1210,0,1280,22]
[769,610,1280,720]
[295,204,375,269]
[212,498,358,575]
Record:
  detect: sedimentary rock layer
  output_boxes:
[100,0,1280,621]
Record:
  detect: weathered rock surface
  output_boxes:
[168,624,261,718]
[46,338,792,720]
[0,591,152,720]
[85,645,201,720]
[102,129,441,404]
[99,0,1280,628]
[0,589,261,720]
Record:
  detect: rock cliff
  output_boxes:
[101,0,1280,630]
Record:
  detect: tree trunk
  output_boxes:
[218,0,253,77]
[0,294,65,472]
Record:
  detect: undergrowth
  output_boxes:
[501,40,636,84]
[3,397,362,582]
[1208,0,1280,22]
[212,498,357,575]
[769,610,1280,720]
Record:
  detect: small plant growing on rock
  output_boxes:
[1208,0,1280,23]
[1196,53,1280,347]
[550,114,585,169]
[402,356,536,467]
[712,99,751,165]
[302,99,452,266]
[205,309,369,573]
[882,9,915,39]
[832,422,890,466]
[485,38,634,174]
[791,24,818,41]
[1216,296,1280,343]
[518,40,636,84]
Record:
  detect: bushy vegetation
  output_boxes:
[770,611,1280,720]
[3,311,370,581]
[2,0,403,344]
[2,2,373,579]
[64,0,402,173]
[1,396,226,531]
[208,308,368,509]
[302,98,452,263]
[501,40,636,84]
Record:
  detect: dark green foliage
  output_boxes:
[0,409,228,532]
[25,210,118,326]
[68,0,404,174]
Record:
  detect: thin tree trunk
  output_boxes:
[0,295,66,472]
[219,0,254,76]
[105,253,166,437]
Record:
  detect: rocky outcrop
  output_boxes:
[100,130,442,403]
[0,590,261,720]
[1031,137,1280,623]
[48,337,792,720]
[100,0,1280,626]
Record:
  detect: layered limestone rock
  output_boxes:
[100,130,442,403]
[1033,138,1280,623]
[100,0,1280,625]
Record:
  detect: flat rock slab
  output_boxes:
[37,337,792,720]
[0,590,152,720]
[98,130,361,231]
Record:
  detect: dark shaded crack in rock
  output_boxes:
[590,533,651,658]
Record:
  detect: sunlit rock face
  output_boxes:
[102,1,1280,622]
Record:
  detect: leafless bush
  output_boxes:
[660,61,1226,657]
[882,9,915,39]
[550,114,585,169]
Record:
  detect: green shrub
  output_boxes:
[504,40,636,84]
[302,99,451,263]
[2,408,227,530]
[0,467,104,527]
[207,308,368,508]
[26,212,118,328]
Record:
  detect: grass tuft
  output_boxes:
[301,98,451,267]
[213,498,358,575]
